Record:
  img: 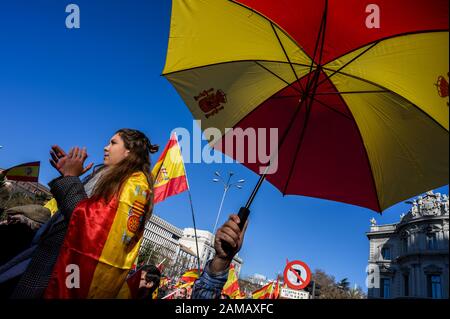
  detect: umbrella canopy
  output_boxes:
[163,0,449,212]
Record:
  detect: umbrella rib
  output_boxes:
[320,67,449,132]
[270,23,305,94]
[310,97,353,121]
[281,70,319,195]
[271,95,303,99]
[254,61,302,95]
[314,90,389,95]
[316,41,380,88]
[282,0,329,195]
[301,4,326,98]
[162,59,312,77]
[228,0,315,64]
[321,29,447,66]
[253,63,353,121]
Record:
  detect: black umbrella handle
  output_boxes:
[237,206,250,230]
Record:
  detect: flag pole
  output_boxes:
[174,132,202,276]
[147,146,167,265]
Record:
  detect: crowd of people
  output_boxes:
[0,128,248,299]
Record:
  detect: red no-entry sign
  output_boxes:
[283,260,311,290]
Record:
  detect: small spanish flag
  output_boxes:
[159,277,170,288]
[2,161,40,182]
[272,280,280,299]
[252,281,274,299]
[180,268,200,283]
[151,133,188,204]
[222,264,242,299]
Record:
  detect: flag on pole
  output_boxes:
[152,133,188,204]
[252,281,274,299]
[152,133,202,275]
[180,268,201,283]
[272,279,280,299]
[222,264,242,299]
[2,161,40,182]
[161,290,177,299]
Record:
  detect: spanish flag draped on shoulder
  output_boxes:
[152,133,188,204]
[2,161,40,182]
[44,172,152,298]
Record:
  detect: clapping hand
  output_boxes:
[50,145,94,177]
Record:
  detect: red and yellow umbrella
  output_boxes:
[163,0,448,213]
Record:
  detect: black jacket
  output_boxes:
[10,176,88,299]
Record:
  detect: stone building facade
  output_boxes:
[142,215,243,277]
[142,214,184,265]
[180,228,243,276]
[367,191,449,299]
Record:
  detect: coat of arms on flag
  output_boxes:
[151,133,188,204]
[1,161,40,182]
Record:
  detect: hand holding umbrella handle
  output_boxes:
[219,207,250,259]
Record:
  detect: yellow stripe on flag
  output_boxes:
[4,162,40,182]
[222,264,241,299]
[252,282,274,299]
[153,146,186,188]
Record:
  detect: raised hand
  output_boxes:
[210,214,248,273]
[50,145,94,177]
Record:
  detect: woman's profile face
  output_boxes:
[104,133,129,166]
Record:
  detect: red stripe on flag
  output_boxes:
[153,175,188,204]
[154,136,179,167]
[44,196,120,298]
[4,176,38,182]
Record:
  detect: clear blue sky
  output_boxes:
[1,0,447,291]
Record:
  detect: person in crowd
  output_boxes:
[175,287,187,299]
[0,172,12,209]
[1,129,158,299]
[0,205,51,265]
[136,264,161,299]
[0,205,51,298]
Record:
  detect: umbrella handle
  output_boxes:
[237,206,250,230]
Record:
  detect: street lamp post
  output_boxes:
[212,171,245,234]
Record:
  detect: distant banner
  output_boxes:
[3,161,40,182]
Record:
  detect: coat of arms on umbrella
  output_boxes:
[436,72,449,106]
[194,88,227,119]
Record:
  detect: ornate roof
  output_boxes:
[399,190,449,224]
